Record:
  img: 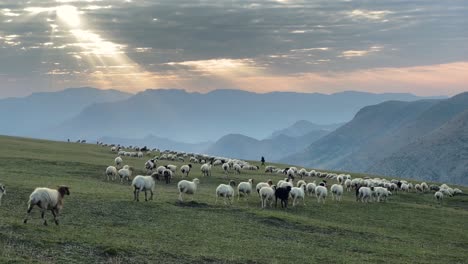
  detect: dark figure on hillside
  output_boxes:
[261,156,265,166]
[67,139,70,143]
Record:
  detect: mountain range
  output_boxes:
[282,92,468,185]
[42,88,432,142]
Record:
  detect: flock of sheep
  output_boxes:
[3,143,463,226]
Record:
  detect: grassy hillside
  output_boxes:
[0,135,467,263]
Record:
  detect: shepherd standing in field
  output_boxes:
[261,156,265,166]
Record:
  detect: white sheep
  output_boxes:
[23,186,70,226]
[290,185,306,207]
[306,182,316,196]
[237,179,254,201]
[132,174,159,202]
[222,163,230,174]
[434,191,444,202]
[200,163,212,176]
[180,164,192,177]
[118,167,134,183]
[105,166,118,181]
[358,187,373,203]
[177,178,200,202]
[296,180,307,187]
[259,186,275,208]
[115,157,123,168]
[166,164,177,175]
[374,187,391,202]
[215,180,237,205]
[315,185,328,203]
[421,182,429,192]
[233,164,241,174]
[256,180,273,196]
[344,179,352,192]
[331,184,343,202]
[0,184,5,206]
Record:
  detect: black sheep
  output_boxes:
[275,186,292,208]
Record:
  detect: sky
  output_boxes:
[0,0,467,98]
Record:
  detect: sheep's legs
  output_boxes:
[134,188,140,202]
[23,204,34,224]
[149,190,153,201]
[41,209,48,226]
[178,193,183,202]
[52,209,59,225]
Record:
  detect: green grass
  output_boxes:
[0,135,467,263]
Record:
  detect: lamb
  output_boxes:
[114,157,123,168]
[315,184,328,204]
[201,163,212,177]
[23,186,70,226]
[331,184,344,202]
[434,191,444,202]
[118,167,134,183]
[275,186,292,208]
[105,166,118,181]
[238,179,254,201]
[290,185,306,207]
[215,180,236,205]
[0,184,5,206]
[137,151,144,158]
[180,164,192,177]
[265,166,275,173]
[256,180,273,195]
[131,174,159,202]
[177,178,200,202]
[306,182,316,196]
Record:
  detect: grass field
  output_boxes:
[0,135,467,263]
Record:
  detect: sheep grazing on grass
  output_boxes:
[216,180,236,205]
[358,187,373,203]
[238,179,254,201]
[290,185,306,207]
[145,159,157,172]
[233,164,242,174]
[23,186,70,226]
[118,167,134,183]
[298,168,308,178]
[177,178,200,202]
[421,182,429,192]
[132,174,159,202]
[296,180,306,188]
[161,169,173,184]
[114,157,123,168]
[434,191,444,202]
[180,164,192,177]
[201,163,212,177]
[315,184,328,204]
[166,164,177,176]
[275,186,292,208]
[265,166,275,173]
[0,184,5,206]
[344,179,352,192]
[374,187,391,202]
[331,184,344,202]
[306,182,316,196]
[256,180,273,195]
[105,166,118,181]
[259,186,275,208]
[222,163,230,174]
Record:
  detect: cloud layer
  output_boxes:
[0,0,467,97]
